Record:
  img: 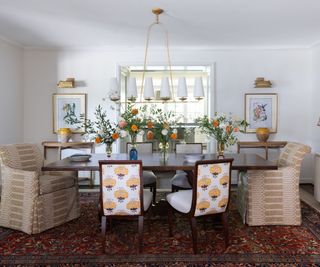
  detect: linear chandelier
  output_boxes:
[109,8,205,103]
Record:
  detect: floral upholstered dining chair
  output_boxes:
[166,158,233,254]
[99,160,152,253]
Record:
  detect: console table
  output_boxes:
[42,141,95,160]
[42,141,95,187]
[237,141,287,160]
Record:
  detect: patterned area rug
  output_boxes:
[0,192,320,266]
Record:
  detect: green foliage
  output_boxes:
[195,113,248,147]
[79,105,118,144]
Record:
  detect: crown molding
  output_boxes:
[22,44,311,52]
[0,35,24,48]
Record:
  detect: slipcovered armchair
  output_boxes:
[0,143,80,234]
[237,142,311,226]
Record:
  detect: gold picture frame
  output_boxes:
[245,93,278,133]
[52,93,86,133]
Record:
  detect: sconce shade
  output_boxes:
[127,77,138,101]
[160,77,171,100]
[144,77,155,100]
[109,77,120,101]
[194,77,204,100]
[177,77,188,100]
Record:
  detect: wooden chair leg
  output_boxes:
[138,216,144,253]
[152,183,157,204]
[168,205,173,237]
[221,212,229,248]
[189,217,198,254]
[101,216,107,253]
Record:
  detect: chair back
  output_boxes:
[0,143,43,173]
[99,160,143,216]
[191,158,233,217]
[278,142,311,168]
[126,142,153,154]
[175,143,202,154]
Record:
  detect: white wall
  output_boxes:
[0,38,23,144]
[23,47,314,180]
[311,45,320,152]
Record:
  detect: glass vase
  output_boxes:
[217,141,225,158]
[106,142,113,157]
[129,134,138,160]
[159,142,169,162]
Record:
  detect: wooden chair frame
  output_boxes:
[168,158,234,254]
[99,160,150,253]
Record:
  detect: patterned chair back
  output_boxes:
[278,142,311,169]
[0,144,43,173]
[175,143,202,154]
[191,159,233,217]
[126,142,153,154]
[99,160,143,216]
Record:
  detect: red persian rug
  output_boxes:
[0,192,320,266]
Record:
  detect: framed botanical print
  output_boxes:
[245,93,278,133]
[52,93,86,133]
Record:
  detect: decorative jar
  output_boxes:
[256,128,270,142]
[57,128,72,143]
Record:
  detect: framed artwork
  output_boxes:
[52,93,86,133]
[245,93,278,133]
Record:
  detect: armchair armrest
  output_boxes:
[1,164,39,196]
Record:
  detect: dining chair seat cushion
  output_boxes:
[143,189,153,211]
[143,171,157,185]
[166,190,192,213]
[39,175,75,195]
[171,173,191,189]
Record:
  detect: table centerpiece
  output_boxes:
[118,104,147,160]
[196,113,248,157]
[80,105,119,157]
[146,107,177,161]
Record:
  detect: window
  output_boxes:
[119,65,213,152]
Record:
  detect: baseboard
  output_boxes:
[300,177,313,184]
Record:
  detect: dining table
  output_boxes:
[42,152,278,172]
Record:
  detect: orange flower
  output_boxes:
[170,133,177,140]
[112,133,119,140]
[234,127,239,132]
[95,136,101,143]
[226,126,231,133]
[131,108,138,115]
[147,121,154,129]
[146,131,154,140]
[131,124,138,132]
[213,120,219,128]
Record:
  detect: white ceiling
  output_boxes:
[0,0,320,49]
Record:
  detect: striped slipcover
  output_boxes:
[0,144,80,234]
[237,142,311,226]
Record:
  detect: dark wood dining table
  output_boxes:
[42,153,278,172]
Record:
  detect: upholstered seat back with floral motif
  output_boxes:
[101,162,142,216]
[194,161,232,217]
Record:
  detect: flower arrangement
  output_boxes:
[145,107,178,155]
[80,105,119,155]
[118,103,147,145]
[196,113,248,153]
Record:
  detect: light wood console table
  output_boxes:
[42,141,95,160]
[42,141,95,187]
[237,141,287,160]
